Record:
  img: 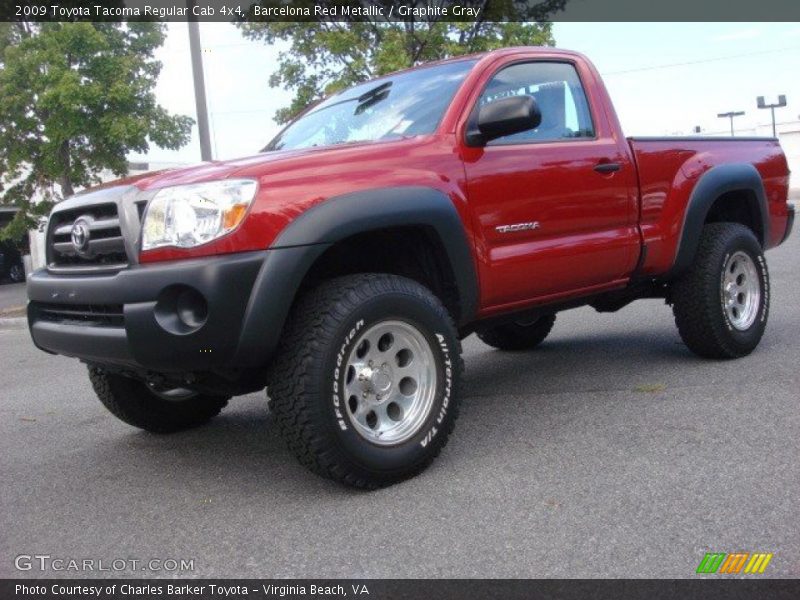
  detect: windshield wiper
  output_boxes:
[261,81,394,151]
[357,81,392,103]
[354,81,392,115]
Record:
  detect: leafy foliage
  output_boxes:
[240,1,564,124]
[0,22,193,240]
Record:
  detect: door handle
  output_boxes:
[594,162,621,174]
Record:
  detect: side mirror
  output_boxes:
[466,95,542,146]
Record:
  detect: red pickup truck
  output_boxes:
[27,48,793,488]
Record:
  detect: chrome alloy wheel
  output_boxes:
[343,320,437,446]
[721,251,761,331]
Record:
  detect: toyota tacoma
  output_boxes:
[27,48,794,488]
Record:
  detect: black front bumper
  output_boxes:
[27,251,265,372]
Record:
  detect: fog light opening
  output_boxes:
[154,285,208,335]
[176,288,208,329]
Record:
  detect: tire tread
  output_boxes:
[671,222,768,359]
[88,367,228,433]
[267,273,463,489]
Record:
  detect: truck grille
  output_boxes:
[47,203,128,271]
[33,302,124,327]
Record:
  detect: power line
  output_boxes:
[602,45,800,76]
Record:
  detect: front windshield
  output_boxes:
[266,59,478,152]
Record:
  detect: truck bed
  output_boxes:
[626,136,791,276]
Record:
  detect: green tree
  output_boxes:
[240,0,565,124]
[0,22,193,240]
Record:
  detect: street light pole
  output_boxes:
[757,95,787,138]
[717,111,745,137]
[187,0,213,161]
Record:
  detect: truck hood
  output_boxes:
[97,140,423,192]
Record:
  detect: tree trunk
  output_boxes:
[60,177,74,198]
[58,140,74,197]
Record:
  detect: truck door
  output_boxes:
[461,59,640,310]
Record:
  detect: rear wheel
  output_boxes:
[267,273,463,489]
[88,367,229,433]
[476,314,556,351]
[671,223,769,358]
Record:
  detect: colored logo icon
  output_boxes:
[696,552,773,574]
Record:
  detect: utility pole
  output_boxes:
[187,0,212,161]
[717,111,745,137]
[757,95,787,138]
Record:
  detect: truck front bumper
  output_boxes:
[27,251,265,372]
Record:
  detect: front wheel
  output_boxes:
[671,223,769,359]
[267,274,463,489]
[88,367,229,433]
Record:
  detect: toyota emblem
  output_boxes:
[70,218,91,254]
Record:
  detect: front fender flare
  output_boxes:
[231,186,478,366]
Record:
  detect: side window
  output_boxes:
[478,62,595,144]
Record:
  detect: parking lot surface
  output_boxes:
[0,281,25,312]
[1,230,798,578]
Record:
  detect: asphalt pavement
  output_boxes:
[1,229,798,579]
[0,281,25,312]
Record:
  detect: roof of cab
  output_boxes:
[330,46,588,95]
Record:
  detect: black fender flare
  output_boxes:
[669,163,769,277]
[231,186,478,366]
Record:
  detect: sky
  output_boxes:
[131,22,800,165]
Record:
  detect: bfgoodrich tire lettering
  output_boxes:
[671,223,769,359]
[267,273,463,489]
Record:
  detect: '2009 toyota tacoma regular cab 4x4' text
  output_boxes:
[27,48,794,488]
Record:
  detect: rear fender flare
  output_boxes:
[669,163,768,277]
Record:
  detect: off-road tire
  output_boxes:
[267,273,463,489]
[88,367,229,433]
[476,314,556,351]
[671,223,769,359]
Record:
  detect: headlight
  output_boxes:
[141,179,257,250]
